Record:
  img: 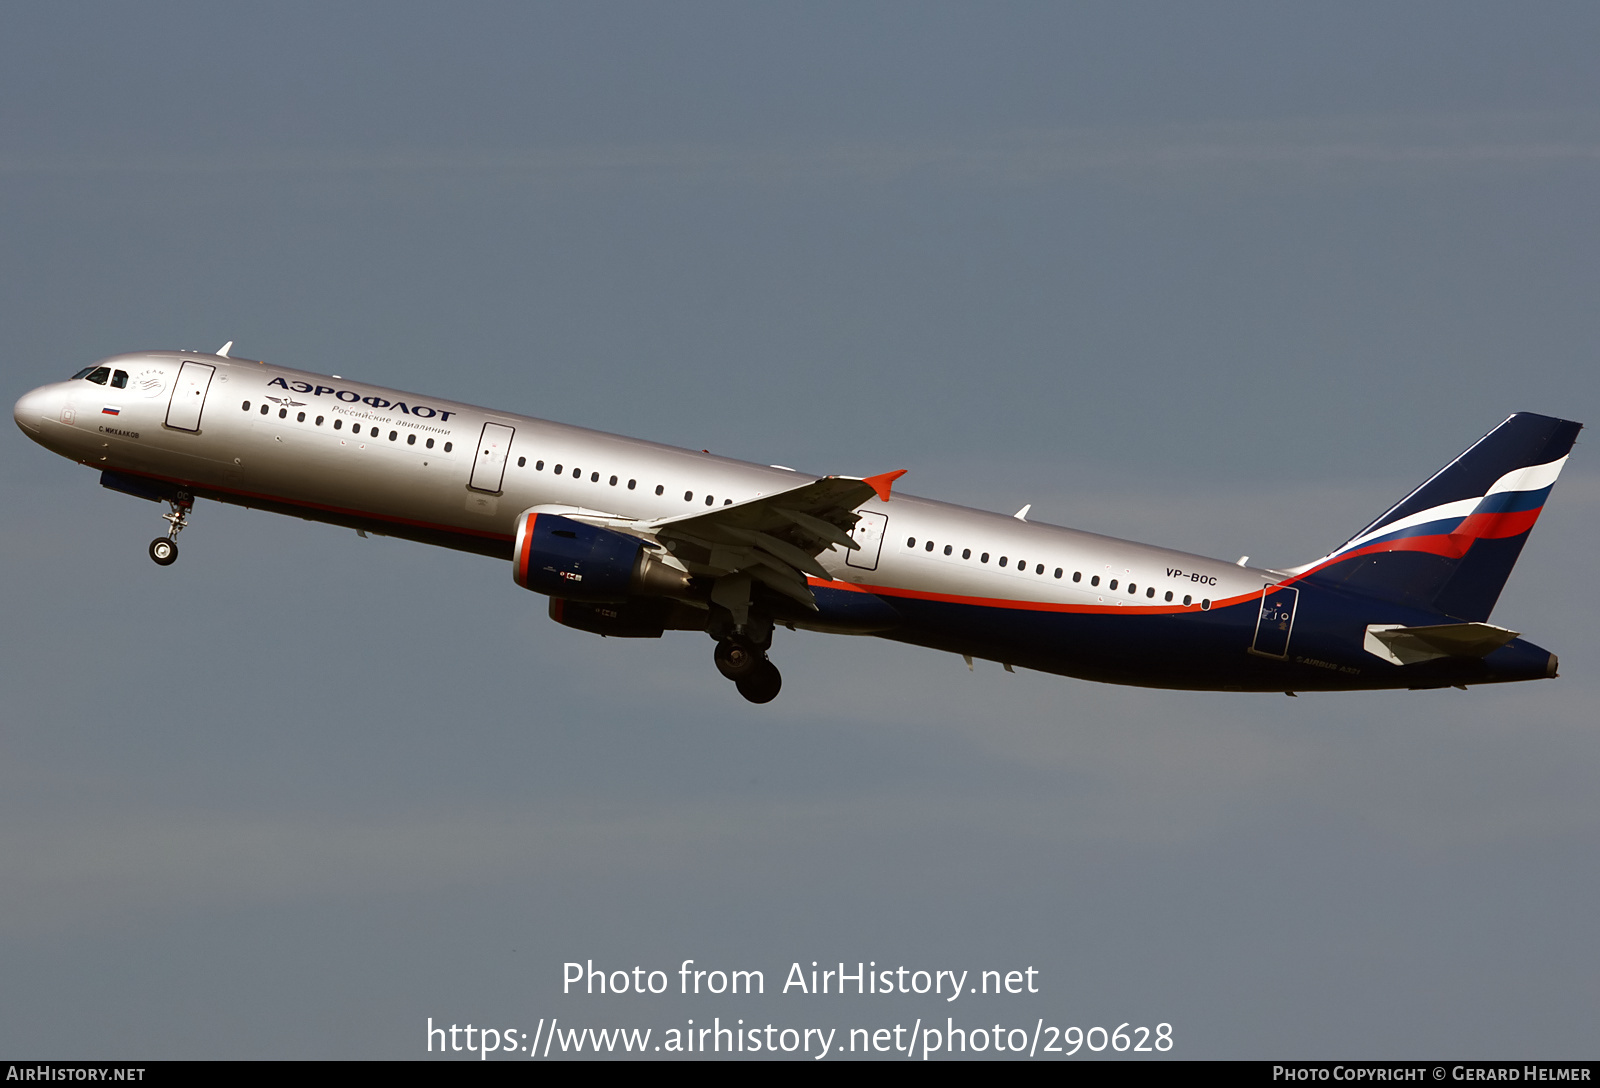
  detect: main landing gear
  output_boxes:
[148,492,193,566]
[713,633,782,704]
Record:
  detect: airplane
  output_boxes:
[13,345,1581,703]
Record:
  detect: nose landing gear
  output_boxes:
[148,492,193,566]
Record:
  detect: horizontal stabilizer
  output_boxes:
[1363,622,1519,666]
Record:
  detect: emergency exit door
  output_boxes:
[845,510,888,571]
[469,423,515,493]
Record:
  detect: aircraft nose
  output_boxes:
[13,385,53,435]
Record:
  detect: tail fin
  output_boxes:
[1293,412,1581,621]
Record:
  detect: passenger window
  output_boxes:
[962,549,971,560]
[111,370,128,389]
[426,438,434,448]
[517,456,526,467]
[1201,599,1211,610]
[242,401,251,411]
[591,472,599,482]
[572,467,581,478]
[1073,572,1081,582]
[334,419,343,430]
[925,540,934,552]
[705,495,714,505]
[610,475,617,486]
[981,553,990,564]
[1054,568,1063,579]
[944,545,953,556]
[536,460,543,470]
[279,408,288,418]
[554,464,563,474]
[628,480,637,490]
[388,431,397,441]
[1090,575,1099,586]
[444,442,453,452]
[999,557,1008,567]
[297,412,306,422]
[1036,564,1044,575]
[1147,587,1155,598]
[85,367,110,385]
[260,404,269,415]
[1183,595,1192,605]
[655,485,664,495]
[1127,583,1135,593]
[685,491,694,502]
[907,537,916,548]
[724,499,732,505]
[408,434,416,445]
[1163,590,1172,601]
[1109,579,1118,590]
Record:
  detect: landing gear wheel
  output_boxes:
[735,660,782,704]
[149,538,178,566]
[714,639,762,681]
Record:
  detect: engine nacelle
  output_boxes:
[512,512,691,603]
[549,598,666,638]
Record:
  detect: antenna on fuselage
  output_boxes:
[217,341,233,357]
[1013,504,1031,521]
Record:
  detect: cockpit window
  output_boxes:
[110,370,128,389]
[84,367,110,385]
[71,367,95,380]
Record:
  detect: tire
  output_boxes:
[149,538,178,566]
[735,660,782,704]
[714,640,761,681]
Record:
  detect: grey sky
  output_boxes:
[2,2,1596,1058]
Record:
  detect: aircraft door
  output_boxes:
[469,422,515,493]
[1250,584,1299,658]
[845,510,887,571]
[164,361,216,432]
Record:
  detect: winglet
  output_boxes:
[863,469,908,502]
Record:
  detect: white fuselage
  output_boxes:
[13,350,1261,611]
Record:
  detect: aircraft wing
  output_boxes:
[638,469,906,612]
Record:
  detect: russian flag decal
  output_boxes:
[101,406,120,416]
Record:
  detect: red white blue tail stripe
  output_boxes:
[1294,454,1569,570]
[1291,412,1580,621]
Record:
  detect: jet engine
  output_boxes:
[512,512,691,603]
[548,596,717,639]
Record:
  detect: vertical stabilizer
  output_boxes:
[1293,412,1581,620]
